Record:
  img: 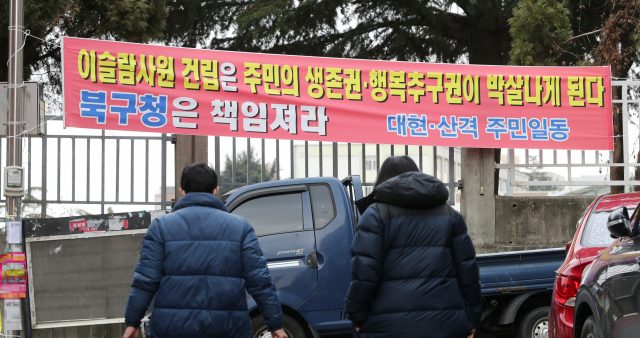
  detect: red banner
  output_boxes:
[62,37,613,150]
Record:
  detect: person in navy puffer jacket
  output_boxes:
[123,163,286,338]
[345,156,482,338]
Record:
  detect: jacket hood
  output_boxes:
[172,192,228,212]
[366,172,449,209]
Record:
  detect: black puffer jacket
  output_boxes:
[345,172,482,338]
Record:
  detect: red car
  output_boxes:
[549,192,640,338]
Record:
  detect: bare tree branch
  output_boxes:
[555,28,603,50]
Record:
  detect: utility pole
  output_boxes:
[6,0,24,336]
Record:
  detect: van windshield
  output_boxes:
[581,209,635,247]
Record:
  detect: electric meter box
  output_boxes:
[0,82,45,136]
[4,166,25,197]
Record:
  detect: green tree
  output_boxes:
[0,0,167,89]
[508,0,572,66]
[126,0,522,65]
[222,0,516,65]
[583,0,640,193]
[4,0,632,89]
[218,147,277,195]
[509,0,640,193]
[509,0,640,70]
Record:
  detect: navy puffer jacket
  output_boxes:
[125,192,283,337]
[345,172,482,338]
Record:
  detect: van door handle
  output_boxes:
[306,252,318,269]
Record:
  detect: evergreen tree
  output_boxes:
[509,0,572,66]
[509,0,640,194]
[0,0,167,90]
[4,0,633,89]
[218,147,277,195]
[224,0,517,65]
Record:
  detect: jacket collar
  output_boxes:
[356,172,448,212]
[172,192,228,213]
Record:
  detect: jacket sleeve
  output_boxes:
[125,219,165,327]
[344,206,384,325]
[241,220,284,332]
[451,213,483,329]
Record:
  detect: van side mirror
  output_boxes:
[565,241,572,253]
[608,207,632,238]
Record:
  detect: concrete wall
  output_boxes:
[471,196,597,254]
[459,147,599,254]
[460,148,497,249]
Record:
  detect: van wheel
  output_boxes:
[252,313,308,338]
[581,315,599,338]
[517,306,550,338]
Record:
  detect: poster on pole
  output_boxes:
[4,299,21,330]
[6,221,21,244]
[62,37,613,150]
[0,253,27,299]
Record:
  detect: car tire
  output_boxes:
[517,306,550,338]
[581,315,599,338]
[252,313,308,338]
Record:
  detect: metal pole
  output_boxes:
[448,147,455,205]
[6,0,25,336]
[7,0,24,215]
[622,82,630,192]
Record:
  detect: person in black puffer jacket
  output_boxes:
[345,156,482,338]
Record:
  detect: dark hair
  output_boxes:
[180,163,218,193]
[374,156,419,188]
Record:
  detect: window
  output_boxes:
[232,193,304,237]
[310,185,336,229]
[365,156,377,171]
[444,159,449,176]
[581,209,635,247]
[436,157,442,178]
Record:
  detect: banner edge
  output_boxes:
[61,36,66,129]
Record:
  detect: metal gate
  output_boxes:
[0,116,171,218]
[211,138,462,205]
[496,80,640,193]
[1,117,461,219]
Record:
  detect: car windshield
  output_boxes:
[582,208,635,247]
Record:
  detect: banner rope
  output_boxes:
[6,26,28,68]
[6,27,60,77]
[7,27,60,47]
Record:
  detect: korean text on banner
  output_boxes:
[62,37,613,150]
